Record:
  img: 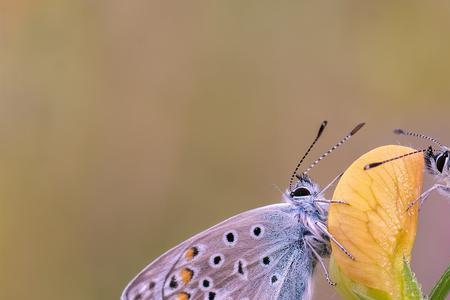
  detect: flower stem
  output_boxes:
[429,264,450,300]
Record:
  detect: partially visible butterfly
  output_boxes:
[121,121,365,300]
[364,128,450,209]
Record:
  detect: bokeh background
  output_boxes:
[1,1,450,299]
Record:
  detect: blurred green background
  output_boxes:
[1,1,450,299]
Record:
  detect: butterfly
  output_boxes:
[364,128,450,209]
[121,121,365,300]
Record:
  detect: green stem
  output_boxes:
[429,264,450,300]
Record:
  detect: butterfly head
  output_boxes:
[425,146,450,176]
[285,121,365,209]
[285,173,320,205]
[392,128,450,178]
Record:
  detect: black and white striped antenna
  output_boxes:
[288,120,327,192]
[394,128,443,147]
[364,146,431,170]
[301,122,365,176]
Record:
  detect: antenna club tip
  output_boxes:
[364,162,382,170]
[350,122,366,135]
[393,128,405,135]
[317,120,328,136]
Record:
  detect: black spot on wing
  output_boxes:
[238,261,244,275]
[271,274,278,284]
[253,227,261,236]
[202,279,210,288]
[208,291,216,300]
[169,275,178,289]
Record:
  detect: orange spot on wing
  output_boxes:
[180,268,194,284]
[176,291,191,300]
[184,247,198,261]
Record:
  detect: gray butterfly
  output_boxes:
[121,121,364,300]
[364,128,450,209]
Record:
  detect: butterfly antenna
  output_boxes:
[364,147,431,170]
[288,120,328,192]
[302,122,365,176]
[394,128,443,147]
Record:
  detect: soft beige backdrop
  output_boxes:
[1,1,450,299]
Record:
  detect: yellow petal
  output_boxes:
[329,145,424,299]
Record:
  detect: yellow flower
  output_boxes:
[328,145,424,300]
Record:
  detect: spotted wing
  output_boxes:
[121,203,316,300]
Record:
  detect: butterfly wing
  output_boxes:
[122,203,316,300]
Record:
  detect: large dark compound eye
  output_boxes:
[291,187,311,197]
[436,151,449,173]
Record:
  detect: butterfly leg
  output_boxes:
[406,184,441,210]
[314,199,349,205]
[315,222,355,260]
[305,238,336,286]
[319,172,344,196]
[436,184,450,196]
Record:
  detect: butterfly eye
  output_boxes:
[291,187,311,197]
[435,152,448,173]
